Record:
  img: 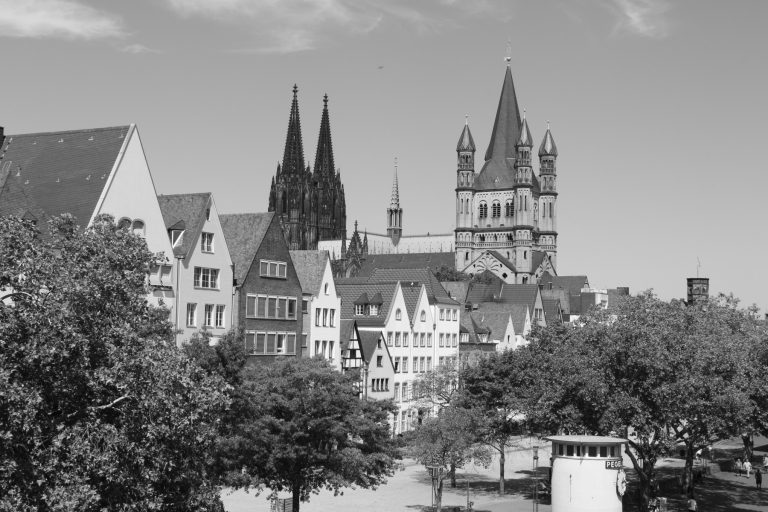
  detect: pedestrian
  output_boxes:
[736,457,742,475]
[763,454,768,469]
[746,459,753,478]
[757,468,763,490]
[687,494,698,511]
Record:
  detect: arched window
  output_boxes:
[549,202,554,217]
[533,203,538,222]
[525,195,528,211]
[491,201,501,218]
[420,311,426,322]
[505,200,514,217]
[281,193,287,214]
[478,202,487,219]
[131,219,145,236]
[395,308,402,321]
[117,217,131,230]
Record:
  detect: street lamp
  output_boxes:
[533,445,539,512]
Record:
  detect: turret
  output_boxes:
[386,159,403,246]
[537,122,558,269]
[455,118,476,231]
[513,111,534,278]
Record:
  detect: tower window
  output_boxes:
[478,202,487,219]
[505,200,514,217]
[491,201,501,218]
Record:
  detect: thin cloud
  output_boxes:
[122,43,161,54]
[0,0,124,40]
[609,0,669,38]
[163,0,510,53]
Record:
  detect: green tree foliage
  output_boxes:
[527,291,768,508]
[409,407,492,511]
[459,348,541,494]
[241,357,400,512]
[0,215,229,511]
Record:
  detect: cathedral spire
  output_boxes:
[390,158,400,208]
[538,121,558,157]
[313,93,336,175]
[281,84,306,175]
[456,117,476,152]
[387,158,403,246]
[516,109,533,147]
[484,65,522,163]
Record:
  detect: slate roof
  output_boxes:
[539,126,558,157]
[358,331,383,365]
[466,279,503,305]
[441,281,470,303]
[509,304,529,333]
[368,268,455,303]
[475,67,522,191]
[473,302,529,334]
[157,193,211,258]
[488,250,517,272]
[542,298,561,325]
[531,250,546,274]
[336,282,396,327]
[540,272,589,296]
[339,319,355,353]
[498,283,540,311]
[456,123,476,152]
[356,252,454,277]
[220,212,274,285]
[289,250,329,296]
[469,311,510,342]
[540,287,571,315]
[0,126,131,227]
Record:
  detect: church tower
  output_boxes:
[455,118,475,267]
[513,112,534,281]
[537,123,558,268]
[386,160,403,246]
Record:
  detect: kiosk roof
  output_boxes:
[545,435,627,445]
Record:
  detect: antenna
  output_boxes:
[697,257,701,278]
[505,39,512,66]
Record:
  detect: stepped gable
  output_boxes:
[157,193,211,258]
[0,126,130,225]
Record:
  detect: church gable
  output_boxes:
[461,250,517,284]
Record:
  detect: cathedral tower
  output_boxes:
[513,112,534,280]
[455,118,475,265]
[537,123,558,268]
[386,160,403,246]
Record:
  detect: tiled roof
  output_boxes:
[475,67,522,191]
[220,212,274,285]
[368,268,455,303]
[0,126,131,227]
[358,330,383,365]
[157,193,211,258]
[441,281,470,303]
[339,319,355,353]
[466,279,503,305]
[509,304,529,333]
[469,311,510,341]
[488,250,517,273]
[473,302,529,335]
[289,250,329,296]
[356,252,455,277]
[541,287,571,315]
[540,273,589,296]
[531,250,546,274]
[336,282,396,325]
[498,283,539,310]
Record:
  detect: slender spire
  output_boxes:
[456,119,476,152]
[517,108,533,147]
[484,66,522,163]
[538,121,558,157]
[313,93,336,175]
[281,84,306,175]
[390,158,400,208]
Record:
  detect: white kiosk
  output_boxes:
[545,435,628,512]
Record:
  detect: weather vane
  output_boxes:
[505,39,512,66]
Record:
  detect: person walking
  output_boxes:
[687,494,698,511]
[756,468,762,490]
[746,459,753,478]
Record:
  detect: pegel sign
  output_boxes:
[605,459,623,469]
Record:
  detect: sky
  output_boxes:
[0,0,766,309]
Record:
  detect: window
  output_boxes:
[377,355,383,367]
[204,304,214,327]
[420,311,426,322]
[439,356,444,366]
[426,333,432,347]
[387,332,393,346]
[194,267,219,289]
[324,283,329,295]
[329,309,336,327]
[394,357,400,372]
[247,295,297,319]
[201,232,214,253]
[245,331,297,355]
[377,338,382,349]
[131,219,145,237]
[171,229,183,246]
[420,357,425,373]
[402,383,408,401]
[302,299,309,314]
[452,309,457,321]
[323,308,328,326]
[600,446,607,457]
[355,304,364,316]
[479,202,487,219]
[420,333,426,347]
[394,383,400,401]
[412,358,418,373]
[315,308,321,326]
[491,201,501,218]
[369,304,379,315]
[402,357,408,373]
[439,309,445,321]
[259,259,287,278]
[395,332,401,347]
[505,200,514,217]
[588,446,597,457]
[439,333,445,347]
[427,357,432,372]
[215,305,225,328]
[186,303,197,327]
[403,332,409,347]
[452,334,458,347]
[395,308,402,321]
[566,445,574,456]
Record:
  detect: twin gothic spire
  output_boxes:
[281,86,337,177]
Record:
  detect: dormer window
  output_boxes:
[369,304,379,316]
[355,304,365,316]
[171,230,183,247]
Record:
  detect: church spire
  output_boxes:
[390,158,400,208]
[456,116,476,152]
[387,158,403,246]
[484,65,522,163]
[538,121,558,157]
[313,93,335,176]
[516,109,533,147]
[281,84,306,175]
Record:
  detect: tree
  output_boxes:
[241,357,400,512]
[409,408,492,511]
[0,215,230,511]
[527,292,767,509]
[459,348,541,495]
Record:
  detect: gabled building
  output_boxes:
[340,320,395,402]
[0,124,175,308]
[158,193,234,345]
[290,250,341,369]
[220,212,303,362]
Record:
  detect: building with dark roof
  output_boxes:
[454,62,560,283]
[340,321,395,402]
[269,87,346,251]
[158,193,234,345]
[220,212,303,362]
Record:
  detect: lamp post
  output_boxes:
[533,445,539,512]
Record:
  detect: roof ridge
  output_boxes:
[4,125,132,139]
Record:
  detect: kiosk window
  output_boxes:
[600,446,607,457]
[566,445,574,456]
[610,446,616,457]
[558,444,564,456]
[588,446,597,457]
[576,446,582,457]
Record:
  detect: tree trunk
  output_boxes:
[683,443,695,498]
[625,442,653,512]
[742,432,754,463]
[498,444,506,495]
[292,484,301,512]
[435,477,444,512]
[450,462,457,488]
